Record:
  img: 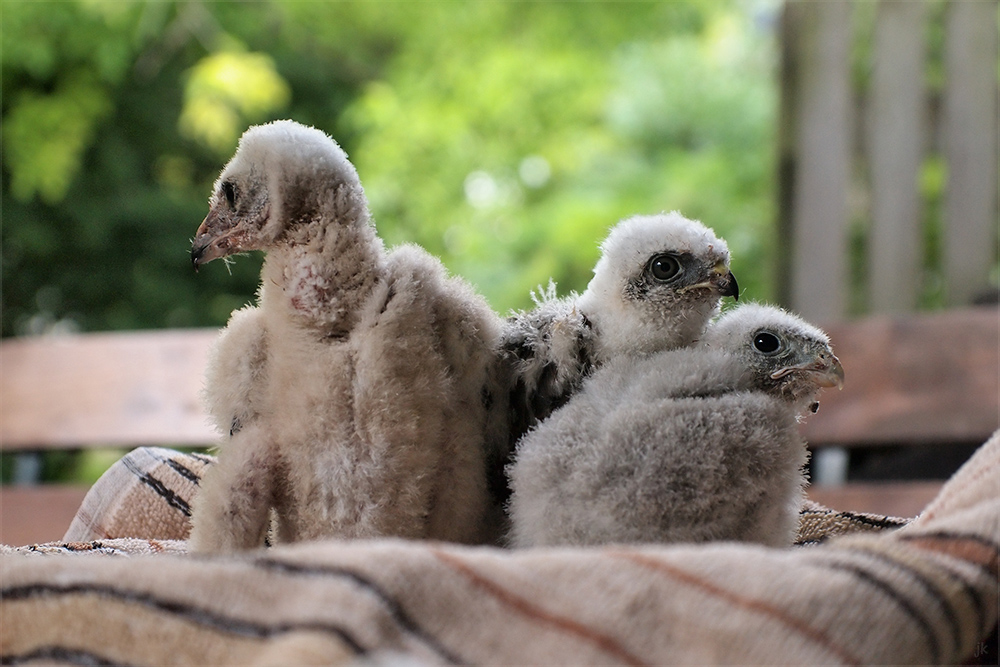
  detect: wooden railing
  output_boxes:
[777,0,998,321]
[2,307,996,544]
[775,0,998,510]
[0,329,219,545]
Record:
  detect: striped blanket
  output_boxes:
[60,446,911,547]
[3,432,998,664]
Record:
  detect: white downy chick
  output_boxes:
[188,120,503,552]
[501,212,738,440]
[491,213,738,503]
[507,303,843,549]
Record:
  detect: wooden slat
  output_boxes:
[788,0,853,322]
[942,0,999,307]
[808,480,942,518]
[868,0,926,313]
[0,486,90,545]
[0,329,219,449]
[775,2,803,308]
[802,307,999,447]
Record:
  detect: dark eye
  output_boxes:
[648,253,682,282]
[753,331,782,354]
[221,181,237,208]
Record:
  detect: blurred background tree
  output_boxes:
[2,0,779,340]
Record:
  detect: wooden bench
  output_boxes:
[802,306,999,514]
[0,329,219,545]
[1,307,997,544]
[774,2,998,515]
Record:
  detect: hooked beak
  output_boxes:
[677,262,740,300]
[714,266,739,301]
[770,351,845,389]
[191,208,246,270]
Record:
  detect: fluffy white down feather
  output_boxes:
[497,213,739,482]
[507,303,843,549]
[188,121,504,552]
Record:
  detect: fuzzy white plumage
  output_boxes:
[507,303,843,548]
[187,120,503,552]
[500,212,739,457]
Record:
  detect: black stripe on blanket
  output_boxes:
[189,452,216,465]
[1,583,366,656]
[251,557,465,665]
[120,456,191,517]
[161,455,203,486]
[845,548,964,658]
[1,645,129,666]
[824,561,942,664]
[923,555,989,641]
[833,511,910,531]
[896,531,1000,637]
[793,508,909,546]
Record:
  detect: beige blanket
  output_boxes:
[59,446,912,547]
[3,433,998,664]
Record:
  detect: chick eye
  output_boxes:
[753,331,782,354]
[648,253,682,282]
[221,181,237,208]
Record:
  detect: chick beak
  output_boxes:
[191,208,242,270]
[771,351,845,389]
[712,262,739,301]
[677,262,740,300]
[817,353,846,389]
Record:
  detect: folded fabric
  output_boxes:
[63,446,212,542]
[3,431,997,665]
[63,447,911,546]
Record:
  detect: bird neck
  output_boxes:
[582,297,716,363]
[259,221,384,337]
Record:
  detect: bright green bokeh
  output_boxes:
[2,0,778,339]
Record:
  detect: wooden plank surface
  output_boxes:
[942,0,999,307]
[1,329,219,449]
[788,0,853,322]
[867,0,926,313]
[803,307,999,447]
[808,481,942,519]
[774,2,803,308]
[0,486,90,546]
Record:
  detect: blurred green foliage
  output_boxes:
[2,0,779,339]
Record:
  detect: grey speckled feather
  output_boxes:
[507,303,843,548]
[188,120,504,552]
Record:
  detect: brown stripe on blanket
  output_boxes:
[608,549,863,665]
[905,545,991,644]
[429,547,648,666]
[898,532,1000,578]
[891,535,996,644]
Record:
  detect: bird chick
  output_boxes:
[506,303,843,549]
[699,302,844,418]
[500,212,739,455]
[188,120,503,552]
